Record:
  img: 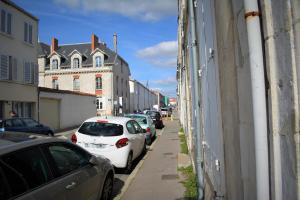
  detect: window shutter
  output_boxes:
[12,58,17,81]
[24,61,31,83]
[0,55,8,80]
[31,62,35,84]
[34,64,38,85]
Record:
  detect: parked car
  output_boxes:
[160,108,168,117]
[0,134,114,200]
[146,110,164,129]
[0,118,54,136]
[124,113,156,145]
[73,116,147,173]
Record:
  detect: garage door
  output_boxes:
[40,98,60,131]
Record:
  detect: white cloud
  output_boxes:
[136,41,178,67]
[137,41,178,58]
[53,0,177,21]
[152,77,177,85]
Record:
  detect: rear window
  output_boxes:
[147,111,160,117]
[126,116,147,125]
[78,122,123,137]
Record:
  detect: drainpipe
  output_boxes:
[188,0,204,199]
[243,1,270,199]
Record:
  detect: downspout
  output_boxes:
[291,0,300,197]
[243,1,270,199]
[187,0,204,199]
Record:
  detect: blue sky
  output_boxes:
[13,0,178,97]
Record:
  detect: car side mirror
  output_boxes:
[89,155,98,166]
[36,124,43,128]
[142,129,147,133]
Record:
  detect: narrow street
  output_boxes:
[56,116,185,200]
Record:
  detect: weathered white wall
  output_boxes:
[261,0,299,199]
[129,79,157,113]
[40,90,96,131]
[178,0,300,199]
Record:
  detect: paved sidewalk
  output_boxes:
[122,118,185,200]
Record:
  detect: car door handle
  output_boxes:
[65,181,77,190]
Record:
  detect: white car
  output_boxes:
[72,116,146,173]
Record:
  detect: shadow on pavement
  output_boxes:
[112,177,124,198]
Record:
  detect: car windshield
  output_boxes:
[78,122,123,137]
[126,115,147,125]
[147,111,159,117]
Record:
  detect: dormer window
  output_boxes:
[95,56,102,67]
[52,59,58,70]
[73,58,79,68]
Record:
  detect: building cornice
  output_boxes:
[44,69,113,76]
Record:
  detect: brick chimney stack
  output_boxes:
[113,33,118,53]
[91,34,99,51]
[51,37,58,53]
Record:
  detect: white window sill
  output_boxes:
[23,41,34,48]
[0,31,13,39]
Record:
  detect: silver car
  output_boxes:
[0,132,114,200]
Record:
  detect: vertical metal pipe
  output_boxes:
[187,0,204,199]
[243,1,270,199]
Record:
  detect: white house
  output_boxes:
[0,0,39,119]
[38,33,131,116]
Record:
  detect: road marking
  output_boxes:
[114,127,165,200]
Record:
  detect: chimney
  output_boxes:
[91,33,99,51]
[51,37,58,53]
[113,33,118,53]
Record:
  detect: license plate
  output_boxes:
[83,142,107,149]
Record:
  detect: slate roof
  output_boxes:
[38,42,50,57]
[38,42,128,68]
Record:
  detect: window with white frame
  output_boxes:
[73,58,79,68]
[1,9,12,35]
[0,55,17,81]
[95,77,102,90]
[52,79,58,89]
[73,78,80,91]
[95,56,102,67]
[96,97,105,110]
[52,59,58,70]
[24,22,33,44]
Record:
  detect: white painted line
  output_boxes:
[114,127,165,200]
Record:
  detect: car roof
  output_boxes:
[125,114,148,118]
[147,110,160,113]
[0,135,70,155]
[83,116,132,125]
[3,117,35,121]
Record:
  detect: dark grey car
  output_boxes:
[0,134,114,200]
